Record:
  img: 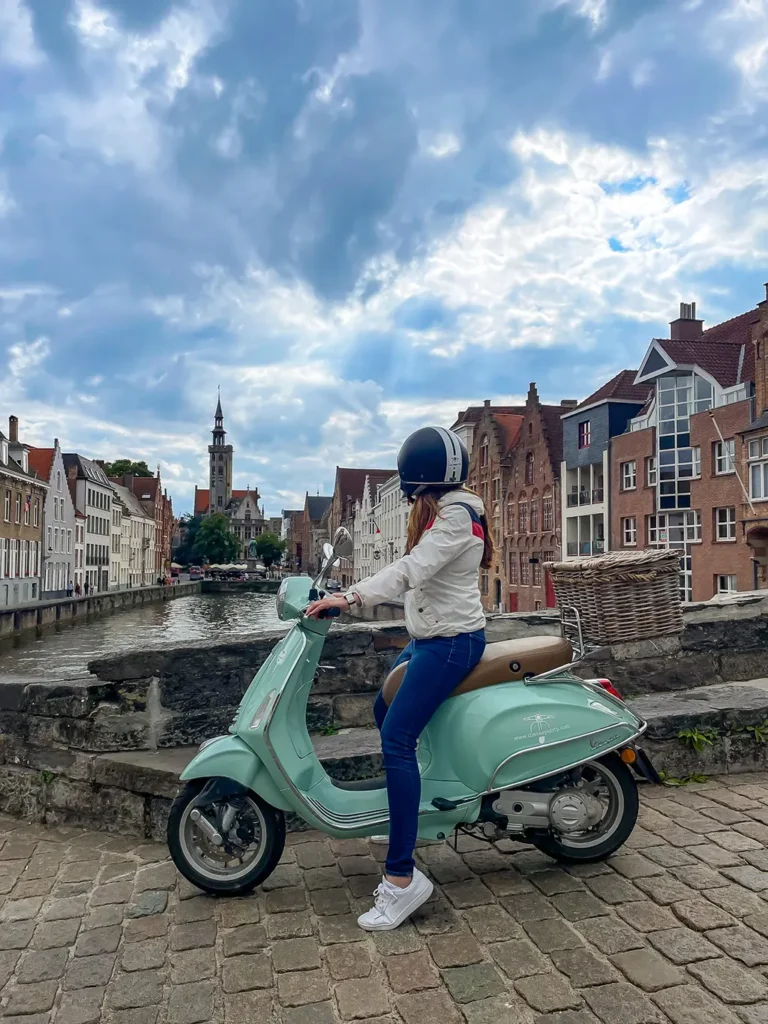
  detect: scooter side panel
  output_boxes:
[423,680,642,794]
[180,735,292,812]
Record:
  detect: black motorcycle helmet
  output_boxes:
[397,426,469,499]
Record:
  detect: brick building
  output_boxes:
[610,299,761,602]
[0,416,46,607]
[465,387,571,613]
[327,467,394,587]
[466,401,524,612]
[299,495,332,575]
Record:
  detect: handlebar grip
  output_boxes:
[319,607,342,619]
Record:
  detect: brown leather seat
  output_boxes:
[381,635,573,707]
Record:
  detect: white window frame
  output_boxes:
[749,437,768,501]
[578,421,591,449]
[622,517,637,547]
[647,457,657,487]
[715,439,735,476]
[621,461,637,491]
[716,574,737,595]
[715,507,736,542]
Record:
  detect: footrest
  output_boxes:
[431,797,459,811]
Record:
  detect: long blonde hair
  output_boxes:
[405,487,494,569]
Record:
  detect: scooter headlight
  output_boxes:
[250,690,278,731]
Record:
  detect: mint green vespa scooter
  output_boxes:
[167,529,659,895]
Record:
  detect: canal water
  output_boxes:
[0,592,292,679]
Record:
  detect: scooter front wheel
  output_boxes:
[530,754,638,864]
[168,780,286,895]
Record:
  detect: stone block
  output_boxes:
[335,977,391,1020]
[610,949,685,991]
[222,952,272,992]
[584,982,664,1024]
[64,953,116,989]
[272,937,320,973]
[277,969,330,1008]
[652,984,741,1024]
[325,943,371,980]
[515,974,581,1013]
[383,951,438,993]
[56,987,106,1024]
[396,990,463,1024]
[167,980,215,1024]
[170,947,215,984]
[647,927,720,964]
[332,695,376,728]
[688,957,768,1003]
[441,963,506,1004]
[108,970,165,1010]
[551,948,617,987]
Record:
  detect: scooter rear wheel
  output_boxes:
[530,754,638,864]
[168,780,285,895]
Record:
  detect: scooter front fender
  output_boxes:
[180,735,291,813]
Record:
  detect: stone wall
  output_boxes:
[0,580,201,639]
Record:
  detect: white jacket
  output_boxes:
[347,490,486,639]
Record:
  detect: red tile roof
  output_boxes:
[27,447,55,482]
[194,488,250,515]
[655,307,759,388]
[451,405,525,430]
[335,468,395,506]
[574,370,653,411]
[494,413,524,451]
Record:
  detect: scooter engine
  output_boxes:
[548,789,604,834]
[488,785,603,836]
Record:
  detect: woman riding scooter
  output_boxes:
[306,426,492,931]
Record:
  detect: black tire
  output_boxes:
[531,754,639,864]
[168,780,286,895]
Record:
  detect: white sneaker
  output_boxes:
[357,868,433,931]
[370,836,388,844]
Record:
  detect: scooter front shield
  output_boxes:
[181,734,291,812]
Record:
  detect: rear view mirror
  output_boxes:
[332,527,354,559]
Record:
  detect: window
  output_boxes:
[23,497,29,526]
[622,517,637,546]
[525,452,535,485]
[530,501,539,533]
[578,421,591,449]
[715,507,736,541]
[480,437,489,468]
[493,478,501,501]
[507,499,515,532]
[646,457,656,487]
[716,574,737,595]
[3,489,9,522]
[67,530,72,554]
[518,502,529,534]
[33,499,39,528]
[749,437,768,500]
[693,447,701,477]
[532,557,542,586]
[481,572,488,595]
[519,553,530,585]
[508,553,518,584]
[542,495,553,532]
[621,461,636,491]
[217,496,223,507]
[14,493,20,523]
[715,439,735,475]
[647,511,702,545]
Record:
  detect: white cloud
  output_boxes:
[0,0,43,69]
[7,335,49,378]
[420,131,462,159]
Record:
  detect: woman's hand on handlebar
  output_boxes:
[304,594,349,619]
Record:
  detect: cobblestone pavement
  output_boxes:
[5,776,768,1023]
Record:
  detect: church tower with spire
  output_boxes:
[208,391,233,514]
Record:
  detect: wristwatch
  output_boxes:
[344,592,359,607]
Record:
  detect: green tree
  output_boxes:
[252,532,287,568]
[104,459,153,478]
[193,514,240,564]
[174,513,202,565]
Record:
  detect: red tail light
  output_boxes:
[597,679,623,700]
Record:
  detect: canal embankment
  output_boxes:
[0,580,201,640]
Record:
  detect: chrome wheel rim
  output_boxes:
[553,760,625,850]
[179,797,269,882]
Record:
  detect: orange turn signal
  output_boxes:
[620,748,636,764]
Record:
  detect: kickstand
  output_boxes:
[451,828,459,853]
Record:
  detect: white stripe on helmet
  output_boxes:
[435,426,462,483]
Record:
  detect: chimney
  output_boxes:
[670,301,704,341]
[560,399,578,409]
[484,399,491,408]
[8,415,18,444]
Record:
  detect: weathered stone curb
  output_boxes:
[5,680,768,840]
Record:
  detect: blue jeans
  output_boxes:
[374,630,486,877]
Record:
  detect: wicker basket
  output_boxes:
[544,549,683,647]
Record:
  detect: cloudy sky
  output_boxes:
[1,0,768,515]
